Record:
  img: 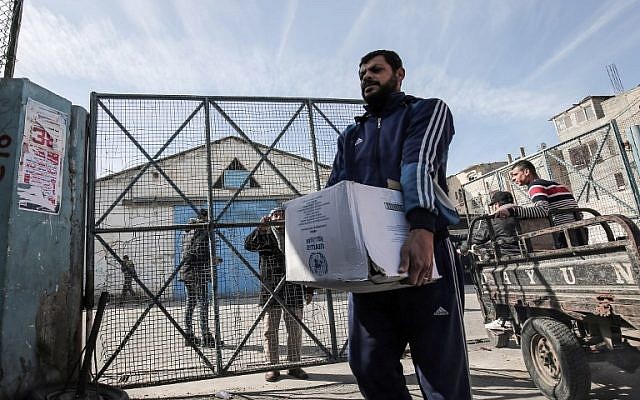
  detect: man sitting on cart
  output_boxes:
[469,190,520,257]
[494,159,587,248]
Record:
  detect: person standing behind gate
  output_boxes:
[494,159,588,248]
[120,255,137,299]
[180,209,222,347]
[326,49,472,399]
[244,207,313,382]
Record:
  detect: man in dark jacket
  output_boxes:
[181,209,221,347]
[470,191,520,255]
[327,50,471,400]
[245,207,313,382]
[120,255,137,299]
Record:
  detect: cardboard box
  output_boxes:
[284,181,439,293]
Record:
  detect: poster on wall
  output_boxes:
[16,98,68,214]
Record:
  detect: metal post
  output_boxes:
[482,177,491,214]
[85,93,98,310]
[83,93,99,379]
[204,98,224,370]
[628,125,640,178]
[542,149,553,180]
[3,0,23,78]
[462,189,471,221]
[306,99,339,358]
[306,100,322,193]
[76,292,109,398]
[612,120,640,217]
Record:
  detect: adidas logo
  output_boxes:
[433,306,449,316]
[355,138,363,146]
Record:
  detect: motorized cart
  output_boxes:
[468,209,640,400]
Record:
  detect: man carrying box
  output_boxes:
[327,50,471,399]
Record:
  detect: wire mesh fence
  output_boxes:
[461,119,640,244]
[89,95,363,387]
[613,94,640,192]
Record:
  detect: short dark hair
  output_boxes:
[512,159,537,175]
[360,50,403,71]
[488,191,514,206]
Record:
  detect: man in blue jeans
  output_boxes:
[180,209,221,348]
[327,50,472,399]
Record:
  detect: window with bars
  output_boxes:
[563,115,573,129]
[585,105,595,120]
[614,172,626,190]
[567,140,603,169]
[607,138,618,156]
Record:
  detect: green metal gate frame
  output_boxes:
[87,94,364,387]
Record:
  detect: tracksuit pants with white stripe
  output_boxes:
[348,237,472,400]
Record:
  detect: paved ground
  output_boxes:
[126,287,640,400]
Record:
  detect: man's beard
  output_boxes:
[362,76,398,110]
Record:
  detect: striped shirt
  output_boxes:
[512,178,580,225]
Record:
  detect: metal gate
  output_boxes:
[87,94,364,387]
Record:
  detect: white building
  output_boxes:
[94,135,331,299]
[551,85,640,142]
[452,85,640,221]
[548,86,640,217]
[447,161,508,215]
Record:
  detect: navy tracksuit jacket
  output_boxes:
[327,92,472,400]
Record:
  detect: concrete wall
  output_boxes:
[601,86,640,120]
[0,79,87,399]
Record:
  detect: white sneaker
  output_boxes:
[485,318,512,332]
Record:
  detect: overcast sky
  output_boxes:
[13,0,640,173]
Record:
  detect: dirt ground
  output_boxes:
[125,287,640,399]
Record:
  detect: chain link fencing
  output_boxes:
[89,94,363,387]
[461,118,640,244]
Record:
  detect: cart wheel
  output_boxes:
[486,328,511,348]
[521,317,590,400]
[27,383,129,400]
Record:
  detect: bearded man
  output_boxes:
[327,50,472,400]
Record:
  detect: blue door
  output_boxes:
[174,199,279,298]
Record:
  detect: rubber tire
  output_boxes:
[26,383,129,400]
[486,328,511,348]
[520,317,591,400]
